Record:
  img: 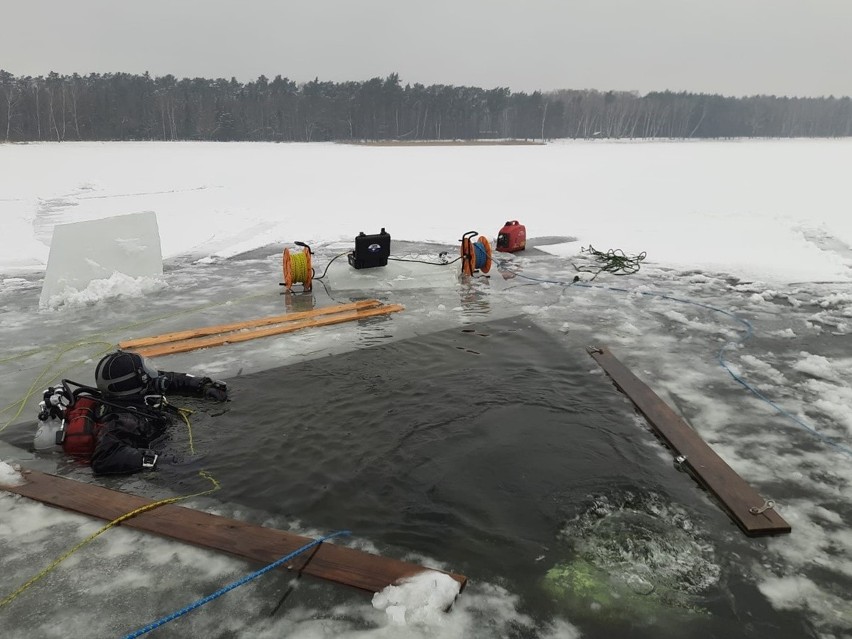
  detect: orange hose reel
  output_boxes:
[460,231,492,276]
[282,246,313,292]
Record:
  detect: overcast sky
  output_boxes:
[3,0,851,97]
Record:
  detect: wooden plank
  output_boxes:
[1,469,467,593]
[131,304,404,358]
[588,346,791,537]
[119,300,383,349]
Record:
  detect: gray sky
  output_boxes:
[3,0,851,97]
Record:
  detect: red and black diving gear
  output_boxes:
[37,351,228,475]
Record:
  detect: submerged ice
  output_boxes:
[547,491,721,624]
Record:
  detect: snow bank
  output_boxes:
[372,571,461,626]
[0,461,25,486]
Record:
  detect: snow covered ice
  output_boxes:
[372,571,462,626]
[1,139,852,638]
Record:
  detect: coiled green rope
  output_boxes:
[573,245,647,280]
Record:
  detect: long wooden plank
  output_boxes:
[588,346,790,537]
[119,300,383,349]
[132,304,404,358]
[1,469,467,593]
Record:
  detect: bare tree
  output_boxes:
[1,70,18,141]
[31,80,41,140]
[69,74,82,140]
[46,72,62,141]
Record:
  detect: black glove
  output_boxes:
[201,379,229,402]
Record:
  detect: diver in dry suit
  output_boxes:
[36,351,228,475]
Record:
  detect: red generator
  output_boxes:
[496,220,526,252]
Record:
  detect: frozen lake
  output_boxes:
[1,140,851,638]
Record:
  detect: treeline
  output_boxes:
[2,70,851,142]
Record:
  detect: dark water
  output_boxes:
[124,316,816,639]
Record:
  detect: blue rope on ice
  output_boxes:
[473,241,488,270]
[716,340,852,457]
[505,267,852,458]
[120,530,351,639]
[635,290,852,457]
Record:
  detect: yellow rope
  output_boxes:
[0,471,220,608]
[159,396,196,454]
[177,407,196,455]
[0,288,274,369]
[0,340,115,432]
[290,251,310,285]
[0,346,44,365]
[1,288,271,430]
[0,287,254,606]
